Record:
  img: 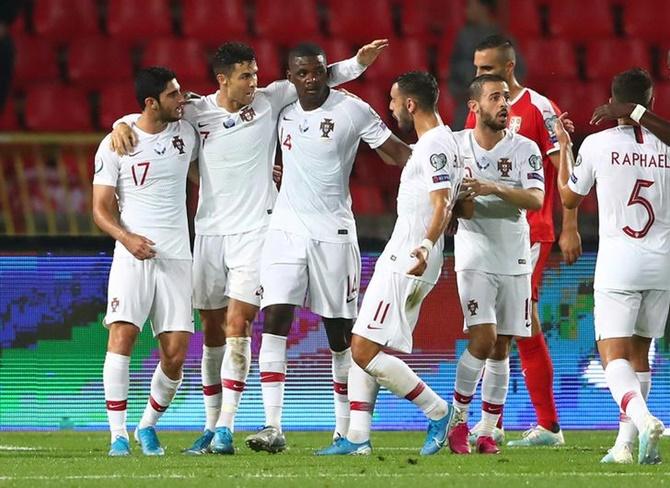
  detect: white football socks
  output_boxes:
[217,337,251,432]
[201,345,224,432]
[259,333,287,430]
[104,352,130,442]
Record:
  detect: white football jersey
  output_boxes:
[569,125,670,290]
[453,129,544,275]
[93,120,198,260]
[115,57,367,236]
[270,90,392,243]
[379,125,463,284]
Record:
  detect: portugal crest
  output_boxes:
[497,157,512,177]
[320,118,335,138]
[467,299,478,316]
[172,135,185,154]
[240,106,256,122]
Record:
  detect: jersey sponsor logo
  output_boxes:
[432,174,450,183]
[430,153,447,171]
[299,119,309,133]
[223,117,236,129]
[239,106,256,122]
[466,299,478,316]
[475,155,492,170]
[337,229,348,235]
[110,297,120,313]
[197,122,208,128]
[153,141,166,155]
[255,285,264,299]
[497,158,512,177]
[574,154,582,167]
[94,157,104,174]
[128,150,142,157]
[508,116,522,133]
[518,259,526,264]
[320,118,335,138]
[282,115,293,121]
[172,135,185,155]
[570,173,578,184]
[528,154,543,171]
[527,172,544,182]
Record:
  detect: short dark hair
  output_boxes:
[288,42,326,65]
[134,66,177,110]
[212,42,256,76]
[475,34,516,62]
[479,0,498,14]
[395,71,439,111]
[611,68,653,107]
[468,74,507,100]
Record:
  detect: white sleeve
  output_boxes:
[568,138,596,196]
[351,101,392,149]
[417,136,457,192]
[92,135,120,187]
[521,141,545,191]
[112,113,140,129]
[326,56,366,87]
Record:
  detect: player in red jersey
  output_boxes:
[463,35,582,446]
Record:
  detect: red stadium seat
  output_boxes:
[254,40,283,87]
[13,37,60,85]
[33,0,100,40]
[25,84,92,132]
[401,0,465,42]
[345,82,392,126]
[544,81,610,135]
[0,98,20,131]
[653,82,670,119]
[67,37,133,91]
[107,0,173,43]
[585,40,651,81]
[350,184,386,215]
[548,0,614,41]
[657,43,670,81]
[326,0,394,44]
[623,0,670,43]
[520,39,578,83]
[254,0,320,46]
[364,38,429,84]
[506,0,542,40]
[142,38,209,83]
[321,39,354,65]
[98,84,140,130]
[181,0,248,46]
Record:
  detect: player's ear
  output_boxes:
[215,73,227,87]
[406,97,416,114]
[467,99,478,113]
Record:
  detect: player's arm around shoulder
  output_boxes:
[554,114,586,210]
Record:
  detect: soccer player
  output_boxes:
[556,68,667,465]
[93,67,198,456]
[316,71,465,456]
[448,74,545,455]
[465,35,581,446]
[110,40,387,455]
[245,43,411,454]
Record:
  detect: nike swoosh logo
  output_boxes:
[346,296,357,303]
[128,151,142,157]
[367,323,382,330]
[282,116,293,121]
[197,122,208,127]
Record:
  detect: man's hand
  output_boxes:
[561,114,576,133]
[407,246,428,277]
[356,39,389,67]
[558,227,582,265]
[272,163,283,190]
[554,112,572,147]
[120,232,156,260]
[461,177,498,197]
[590,102,635,125]
[110,123,137,156]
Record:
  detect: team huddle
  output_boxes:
[91,34,669,465]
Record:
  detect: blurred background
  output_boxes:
[1,0,670,432]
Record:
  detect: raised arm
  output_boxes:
[591,102,670,146]
[92,185,156,260]
[554,114,584,210]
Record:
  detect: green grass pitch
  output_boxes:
[0,431,667,487]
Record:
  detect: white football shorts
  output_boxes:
[352,263,433,354]
[457,270,532,337]
[104,257,194,336]
[192,226,267,309]
[593,288,670,340]
[259,229,361,319]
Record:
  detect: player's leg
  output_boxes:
[323,317,353,441]
[449,270,497,454]
[187,235,229,454]
[103,257,151,456]
[595,289,664,464]
[135,259,194,456]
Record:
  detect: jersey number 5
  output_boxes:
[131,161,150,186]
[623,178,655,239]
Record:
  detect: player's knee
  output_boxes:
[225,312,251,337]
[161,349,187,376]
[469,335,496,359]
[107,322,138,355]
[263,305,293,336]
[350,335,378,369]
